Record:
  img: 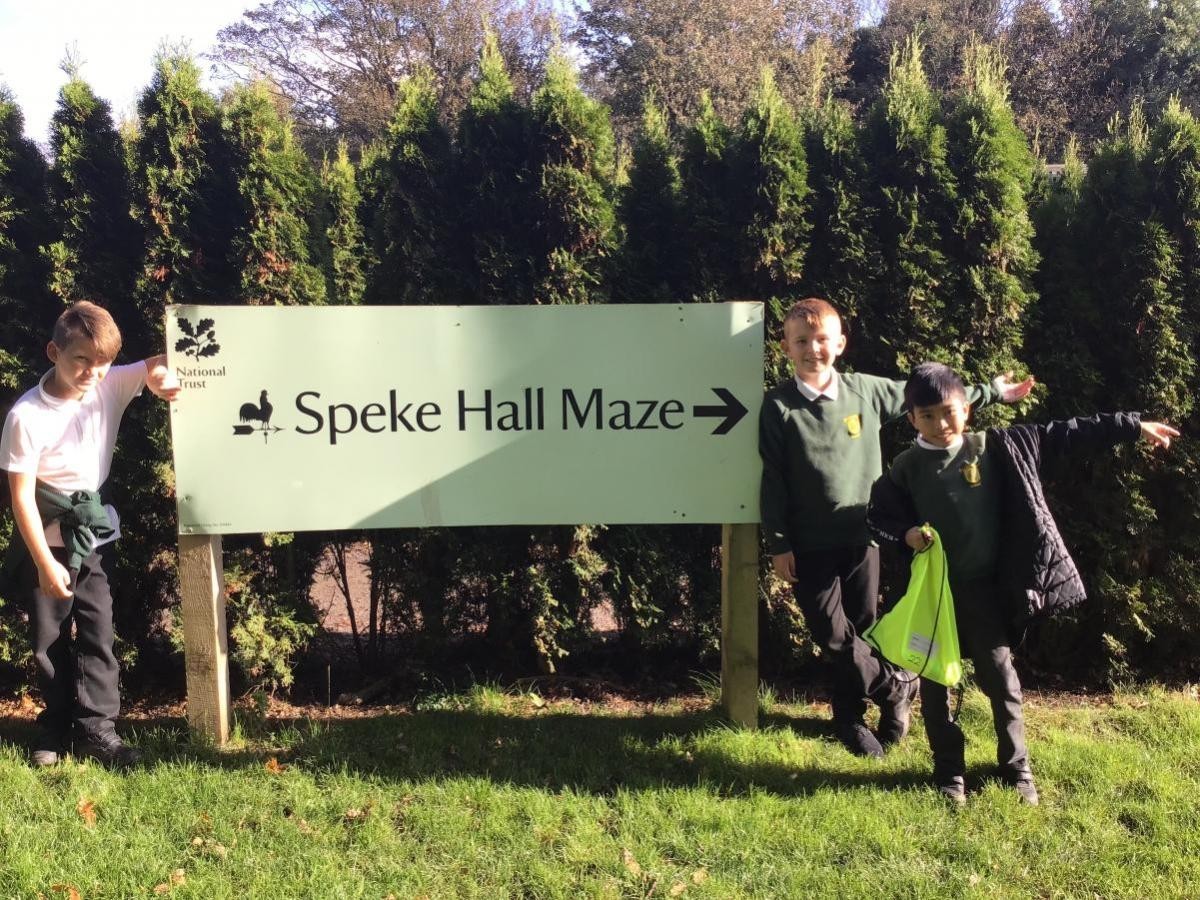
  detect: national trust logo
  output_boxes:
[175,317,221,359]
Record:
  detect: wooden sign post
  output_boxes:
[178,528,758,744]
[178,533,231,743]
[720,523,759,729]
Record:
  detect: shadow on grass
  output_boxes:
[0,707,933,798]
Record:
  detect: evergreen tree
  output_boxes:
[861,35,957,374]
[1132,96,1200,679]
[366,68,456,306]
[943,42,1038,426]
[132,51,236,329]
[0,90,55,665]
[799,93,882,369]
[457,29,535,305]
[223,82,325,306]
[1029,102,1200,680]
[615,93,685,302]
[529,47,618,305]
[1074,104,1155,401]
[0,89,54,398]
[679,92,736,300]
[317,141,366,305]
[732,68,810,300]
[1029,141,1104,411]
[115,53,235,674]
[43,74,140,314]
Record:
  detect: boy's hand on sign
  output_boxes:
[994,371,1036,403]
[1140,421,1180,450]
[905,526,933,552]
[145,354,181,401]
[38,559,72,600]
[771,551,798,584]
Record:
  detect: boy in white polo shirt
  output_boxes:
[1,301,178,766]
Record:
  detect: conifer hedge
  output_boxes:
[1,38,1197,688]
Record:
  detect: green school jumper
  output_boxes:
[759,372,999,555]
[887,432,1003,583]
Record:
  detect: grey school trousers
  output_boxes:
[18,546,121,740]
[921,576,1029,780]
[792,544,899,722]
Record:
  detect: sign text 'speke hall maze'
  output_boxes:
[166,304,763,534]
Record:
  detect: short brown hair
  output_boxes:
[783,297,842,330]
[52,301,122,360]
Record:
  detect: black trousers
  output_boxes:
[920,577,1028,780]
[792,544,895,722]
[18,546,121,739]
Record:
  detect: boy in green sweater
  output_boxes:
[759,298,1034,757]
[868,362,1176,803]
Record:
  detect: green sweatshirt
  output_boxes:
[759,372,1000,554]
[0,483,113,588]
[887,432,1003,583]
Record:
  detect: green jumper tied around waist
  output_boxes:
[1,482,114,589]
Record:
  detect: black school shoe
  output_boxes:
[935,774,967,807]
[30,730,68,767]
[74,731,143,769]
[834,719,884,758]
[877,676,920,749]
[1001,769,1040,806]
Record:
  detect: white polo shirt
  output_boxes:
[1,362,147,547]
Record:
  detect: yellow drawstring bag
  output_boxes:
[864,526,963,687]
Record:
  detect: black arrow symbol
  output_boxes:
[693,387,748,435]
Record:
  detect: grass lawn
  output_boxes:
[0,684,1197,898]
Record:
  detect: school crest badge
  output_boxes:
[844,414,862,438]
[960,459,982,487]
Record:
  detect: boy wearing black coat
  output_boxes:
[866,362,1177,805]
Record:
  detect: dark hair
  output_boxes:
[904,362,966,410]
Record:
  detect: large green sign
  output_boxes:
[166,303,763,534]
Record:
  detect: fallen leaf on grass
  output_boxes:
[670,882,687,897]
[528,692,547,709]
[264,757,286,774]
[153,868,187,894]
[76,798,96,828]
[622,849,642,878]
[190,837,228,858]
[692,869,708,885]
[49,886,81,900]
[296,818,316,836]
[343,807,368,824]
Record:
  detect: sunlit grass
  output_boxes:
[0,686,1197,898]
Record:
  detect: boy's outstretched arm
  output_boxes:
[7,470,72,600]
[993,371,1036,403]
[1031,412,1177,461]
[875,371,1032,423]
[144,354,180,401]
[1140,421,1179,449]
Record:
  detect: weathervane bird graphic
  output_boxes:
[233,390,282,443]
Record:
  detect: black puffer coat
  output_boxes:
[867,413,1142,630]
